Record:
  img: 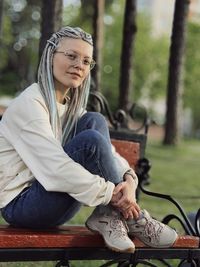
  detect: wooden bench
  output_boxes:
[0,92,199,267]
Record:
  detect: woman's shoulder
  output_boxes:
[2,83,49,121]
[20,83,44,102]
[12,83,46,109]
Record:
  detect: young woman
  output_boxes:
[0,26,177,253]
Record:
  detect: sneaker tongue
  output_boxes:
[127,210,147,224]
[136,217,147,225]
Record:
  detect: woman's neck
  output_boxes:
[55,88,70,104]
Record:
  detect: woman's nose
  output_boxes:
[74,58,84,70]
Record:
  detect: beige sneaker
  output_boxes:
[127,209,178,248]
[85,206,135,253]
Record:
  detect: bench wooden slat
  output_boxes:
[111,139,140,168]
[0,225,199,249]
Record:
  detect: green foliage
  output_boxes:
[0,0,41,95]
[0,72,21,96]
[134,14,169,101]
[101,1,125,109]
[0,14,13,70]
[101,8,169,110]
[184,22,200,132]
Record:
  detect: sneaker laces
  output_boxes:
[109,212,129,240]
[140,218,164,243]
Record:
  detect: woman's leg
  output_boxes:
[2,112,122,228]
[1,181,82,228]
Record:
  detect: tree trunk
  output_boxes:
[38,0,63,58]
[118,0,137,111]
[92,0,105,92]
[163,0,190,145]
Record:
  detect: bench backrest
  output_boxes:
[110,127,147,170]
[111,139,140,169]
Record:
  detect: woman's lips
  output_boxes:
[68,72,81,78]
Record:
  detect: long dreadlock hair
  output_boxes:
[37,26,93,145]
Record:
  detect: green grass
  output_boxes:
[1,139,200,266]
[141,139,200,219]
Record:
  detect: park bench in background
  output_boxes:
[0,92,199,267]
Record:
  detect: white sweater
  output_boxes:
[0,83,132,208]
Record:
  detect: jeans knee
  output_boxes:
[81,130,111,158]
[80,130,111,163]
[83,129,106,146]
[83,112,107,128]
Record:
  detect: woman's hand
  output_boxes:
[110,175,141,219]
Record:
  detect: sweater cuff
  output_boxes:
[103,181,115,205]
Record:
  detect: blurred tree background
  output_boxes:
[0,0,41,94]
[0,0,200,138]
[184,22,200,133]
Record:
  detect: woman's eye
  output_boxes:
[83,59,90,65]
[66,54,76,60]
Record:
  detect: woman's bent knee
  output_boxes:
[80,129,107,147]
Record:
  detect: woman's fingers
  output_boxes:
[111,181,141,220]
[113,182,124,195]
[121,204,140,220]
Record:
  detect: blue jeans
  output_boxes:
[1,112,122,228]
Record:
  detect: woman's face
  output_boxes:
[53,38,93,93]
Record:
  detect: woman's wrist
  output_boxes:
[123,169,138,186]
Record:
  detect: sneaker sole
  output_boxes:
[85,222,135,253]
[128,232,178,248]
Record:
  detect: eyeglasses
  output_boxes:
[55,50,96,70]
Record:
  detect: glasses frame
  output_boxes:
[55,50,96,70]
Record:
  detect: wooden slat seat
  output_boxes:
[0,225,199,249]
